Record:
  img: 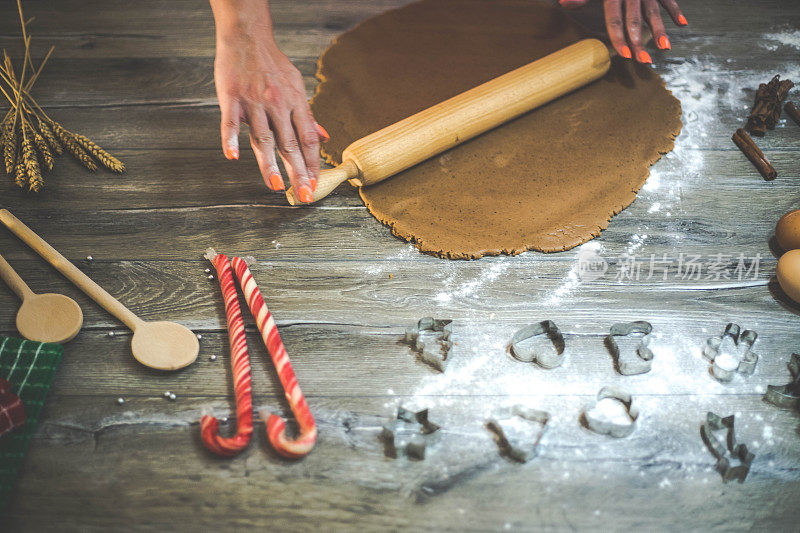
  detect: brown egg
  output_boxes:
[775,208,800,251]
[777,249,800,304]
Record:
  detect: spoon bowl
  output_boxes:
[131,321,199,370]
[16,292,83,344]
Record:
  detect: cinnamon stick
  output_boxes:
[746,75,794,136]
[732,128,776,180]
[785,101,800,127]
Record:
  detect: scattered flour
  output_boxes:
[762,30,800,51]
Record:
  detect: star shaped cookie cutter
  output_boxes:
[702,323,758,382]
[582,386,639,438]
[701,412,754,483]
[403,318,453,372]
[486,405,550,463]
[605,321,654,375]
[763,353,800,409]
[509,320,566,369]
[380,406,441,460]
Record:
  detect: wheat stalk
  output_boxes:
[73,133,125,173]
[21,126,41,191]
[26,122,52,171]
[50,119,97,171]
[3,115,18,175]
[14,151,25,188]
[34,112,61,154]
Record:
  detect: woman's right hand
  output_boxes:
[210,0,327,202]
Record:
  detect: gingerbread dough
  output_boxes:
[311,0,682,258]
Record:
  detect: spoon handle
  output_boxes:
[0,209,143,331]
[0,251,34,300]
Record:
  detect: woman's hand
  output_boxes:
[210,0,327,202]
[559,0,687,64]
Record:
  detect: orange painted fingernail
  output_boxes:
[315,123,330,142]
[224,147,239,160]
[677,14,688,25]
[658,36,671,50]
[310,177,318,191]
[637,50,652,64]
[620,45,632,59]
[297,185,314,203]
[268,173,284,191]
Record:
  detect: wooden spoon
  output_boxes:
[0,252,83,343]
[0,209,198,371]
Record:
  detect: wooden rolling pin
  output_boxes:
[287,38,611,205]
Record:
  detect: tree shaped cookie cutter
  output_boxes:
[605,321,654,375]
[701,412,754,483]
[403,318,453,372]
[380,406,441,460]
[582,386,639,438]
[486,405,550,463]
[703,323,758,382]
[509,320,565,369]
[763,353,800,409]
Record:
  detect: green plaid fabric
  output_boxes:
[0,336,63,510]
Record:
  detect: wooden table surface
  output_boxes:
[1,0,799,530]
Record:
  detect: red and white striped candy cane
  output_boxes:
[231,257,317,458]
[200,250,254,456]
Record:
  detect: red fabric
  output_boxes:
[0,381,26,437]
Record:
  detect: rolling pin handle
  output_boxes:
[285,159,359,206]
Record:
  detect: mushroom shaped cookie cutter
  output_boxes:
[763,353,800,410]
[703,323,758,382]
[403,318,453,372]
[380,406,441,460]
[605,321,654,375]
[700,412,754,483]
[486,405,550,463]
[581,386,639,438]
[509,320,565,369]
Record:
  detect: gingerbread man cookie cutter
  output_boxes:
[403,318,453,372]
[486,405,550,463]
[701,412,754,483]
[605,321,654,375]
[509,320,566,369]
[703,323,758,382]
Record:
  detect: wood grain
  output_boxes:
[0,0,798,530]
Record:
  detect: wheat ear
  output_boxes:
[26,122,52,171]
[73,133,124,173]
[50,119,97,171]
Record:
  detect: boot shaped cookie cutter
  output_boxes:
[486,405,549,463]
[380,406,441,460]
[510,320,565,369]
[702,323,758,382]
[605,321,654,375]
[764,353,800,409]
[701,412,754,483]
[582,386,639,438]
[404,318,453,372]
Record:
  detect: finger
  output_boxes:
[269,107,314,203]
[292,104,321,191]
[315,122,330,142]
[245,104,284,191]
[603,0,631,59]
[658,0,687,25]
[558,0,589,8]
[644,0,670,50]
[624,0,651,63]
[219,96,241,160]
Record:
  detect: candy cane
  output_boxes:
[200,250,253,456]
[231,257,317,458]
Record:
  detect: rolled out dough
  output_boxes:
[311,0,682,258]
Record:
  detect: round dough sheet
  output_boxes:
[311,0,682,258]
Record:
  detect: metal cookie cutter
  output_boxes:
[764,353,800,409]
[582,386,639,438]
[702,323,758,382]
[605,321,654,375]
[380,406,441,460]
[486,405,549,463]
[404,318,453,372]
[701,412,754,483]
[510,320,566,369]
